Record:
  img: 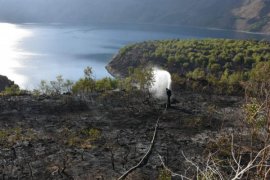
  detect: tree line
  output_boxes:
[119,39,270,94]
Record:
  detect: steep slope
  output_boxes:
[233,0,270,32]
[0,75,14,92]
[107,39,270,94]
[0,90,244,179]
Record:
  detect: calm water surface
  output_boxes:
[1,23,270,89]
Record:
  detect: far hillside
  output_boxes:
[0,0,270,33]
[107,39,270,94]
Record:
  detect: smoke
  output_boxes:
[150,67,172,98]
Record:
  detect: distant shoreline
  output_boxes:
[1,21,270,36]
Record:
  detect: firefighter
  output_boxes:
[166,88,172,108]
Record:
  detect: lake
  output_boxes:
[1,22,270,89]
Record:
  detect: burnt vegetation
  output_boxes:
[1,39,270,179]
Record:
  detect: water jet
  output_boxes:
[150,68,172,98]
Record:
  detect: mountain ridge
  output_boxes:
[0,0,270,33]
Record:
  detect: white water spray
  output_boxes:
[150,68,172,98]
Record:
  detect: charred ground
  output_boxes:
[0,90,247,179]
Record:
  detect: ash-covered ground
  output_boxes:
[0,91,244,179]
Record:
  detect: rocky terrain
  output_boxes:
[0,75,14,92]
[0,90,245,179]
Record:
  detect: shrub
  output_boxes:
[128,66,154,91]
[37,76,74,95]
[72,66,96,94]
[158,169,171,180]
[72,78,95,94]
[2,84,21,95]
[95,77,118,92]
[187,68,205,80]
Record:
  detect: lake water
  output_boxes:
[1,22,270,89]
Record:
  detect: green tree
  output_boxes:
[250,61,270,83]
[187,68,205,80]
[210,63,221,73]
[168,55,176,63]
[171,73,185,87]
[129,67,154,91]
[228,72,243,85]
[249,61,270,97]
[233,53,244,64]
[95,77,118,92]
[72,67,96,94]
[2,85,20,95]
[63,79,74,93]
[183,62,189,68]
[118,77,133,92]
[84,66,93,80]
[220,69,229,83]
[39,80,51,94]
[50,75,64,95]
[38,76,73,95]
[72,78,95,94]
